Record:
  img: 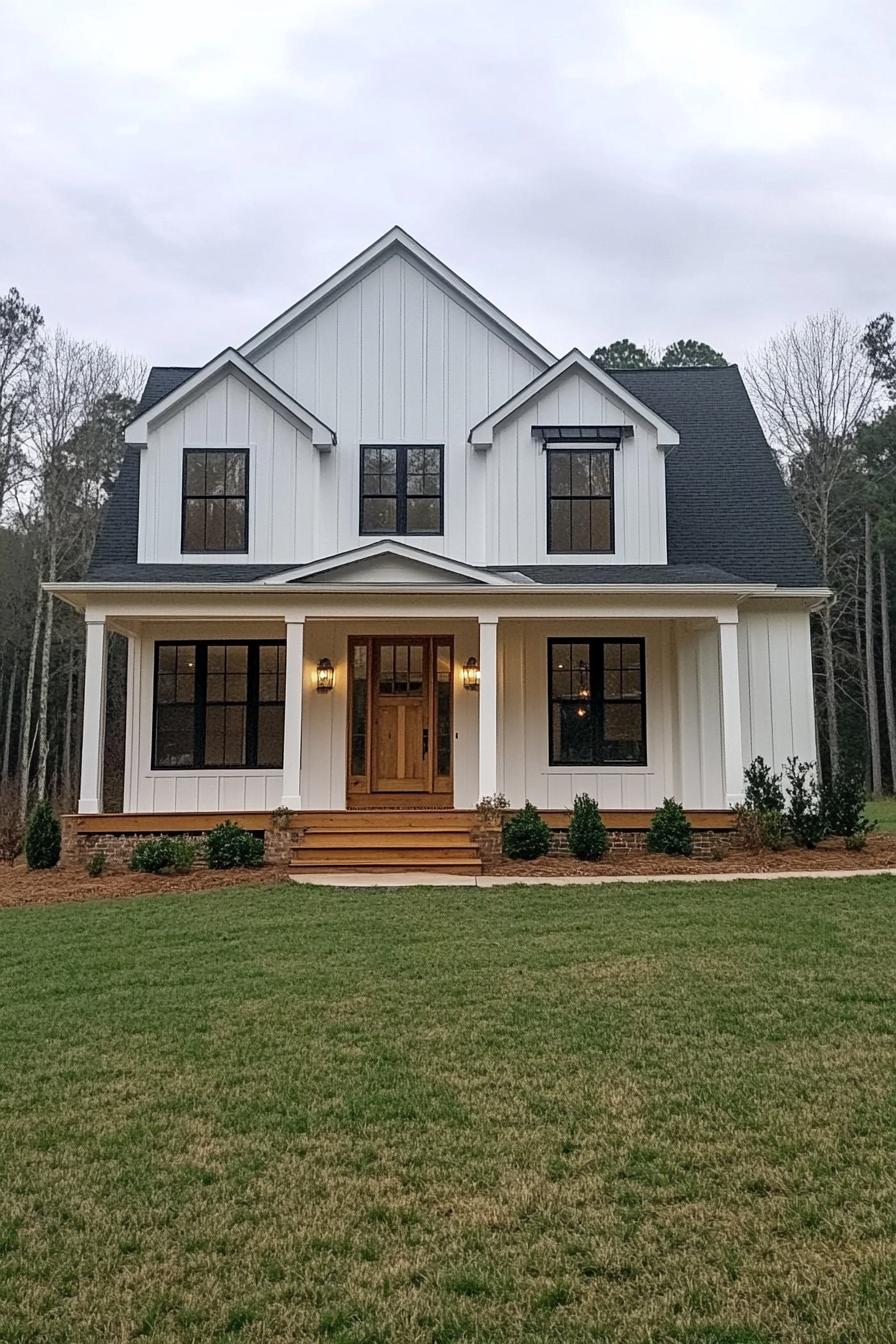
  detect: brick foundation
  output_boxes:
[61,816,292,872]
[546,826,732,858]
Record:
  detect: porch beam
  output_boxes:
[718,617,744,806]
[281,618,305,810]
[78,617,107,814]
[478,617,499,800]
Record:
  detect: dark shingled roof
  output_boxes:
[88,362,823,587]
[615,365,821,586]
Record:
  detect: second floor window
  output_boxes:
[360,445,443,536]
[182,449,249,553]
[547,447,614,553]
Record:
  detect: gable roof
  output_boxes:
[258,540,517,586]
[468,349,680,448]
[614,365,822,587]
[237,225,555,368]
[124,349,336,448]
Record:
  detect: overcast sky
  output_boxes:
[1,0,894,374]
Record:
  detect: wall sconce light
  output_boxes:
[462,656,480,691]
[316,657,335,693]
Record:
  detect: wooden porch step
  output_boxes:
[290,808,481,874]
[291,858,482,874]
[298,830,476,850]
[293,843,478,861]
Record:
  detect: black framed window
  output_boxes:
[153,641,286,769]
[182,449,249,552]
[548,638,645,765]
[547,447,614,553]
[360,445,443,535]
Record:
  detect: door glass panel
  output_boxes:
[351,643,368,776]
[435,642,452,778]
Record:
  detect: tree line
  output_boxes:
[0,288,143,823]
[0,290,894,825]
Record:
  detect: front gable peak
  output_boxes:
[258,540,516,587]
[238,226,555,369]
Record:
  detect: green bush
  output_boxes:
[743,756,786,814]
[86,850,107,878]
[567,793,609,860]
[502,802,551,860]
[130,836,196,874]
[645,797,693,856]
[734,804,788,852]
[206,821,264,870]
[24,799,61,870]
[784,757,825,849]
[821,760,875,843]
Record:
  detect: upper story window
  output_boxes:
[360,445,443,536]
[182,449,249,553]
[547,447,614,553]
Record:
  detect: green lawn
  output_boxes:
[868,796,896,834]
[2,880,896,1343]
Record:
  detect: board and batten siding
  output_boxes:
[738,604,817,770]
[137,256,671,570]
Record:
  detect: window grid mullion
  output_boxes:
[397,447,408,532]
[196,644,208,768]
[246,645,259,768]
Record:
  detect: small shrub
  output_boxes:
[86,850,107,877]
[24,799,61,870]
[0,784,24,864]
[645,798,693,856]
[733,804,788,852]
[706,836,729,862]
[784,757,825,849]
[269,805,294,832]
[743,756,786,814]
[130,836,196,874]
[475,793,509,827]
[206,821,264,870]
[567,793,609,861]
[821,760,875,843]
[503,802,551,860]
[845,832,868,852]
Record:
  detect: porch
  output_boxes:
[76,591,762,825]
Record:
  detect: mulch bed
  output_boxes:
[485,834,896,878]
[0,863,284,910]
[2,836,896,909]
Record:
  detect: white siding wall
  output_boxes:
[252,253,542,564]
[489,371,667,566]
[674,622,724,808]
[738,604,818,770]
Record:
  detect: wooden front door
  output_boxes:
[372,639,429,792]
[347,636,454,801]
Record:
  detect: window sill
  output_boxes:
[543,765,652,773]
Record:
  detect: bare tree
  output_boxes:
[0,288,43,519]
[747,311,876,772]
[865,513,883,793]
[20,329,143,808]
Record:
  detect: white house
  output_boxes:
[52,227,825,867]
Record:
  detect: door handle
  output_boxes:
[422,727,429,757]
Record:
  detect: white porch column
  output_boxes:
[478,617,499,800]
[718,616,744,806]
[78,617,107,814]
[280,618,305,809]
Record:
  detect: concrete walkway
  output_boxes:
[290,867,896,888]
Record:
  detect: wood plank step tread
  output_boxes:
[292,847,479,862]
[297,833,475,849]
[290,860,482,871]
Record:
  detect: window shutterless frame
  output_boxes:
[359,445,444,536]
[546,637,646,767]
[546,445,615,555]
[151,640,285,770]
[181,448,250,554]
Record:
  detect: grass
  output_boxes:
[1,879,896,1342]
[867,796,896,834]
